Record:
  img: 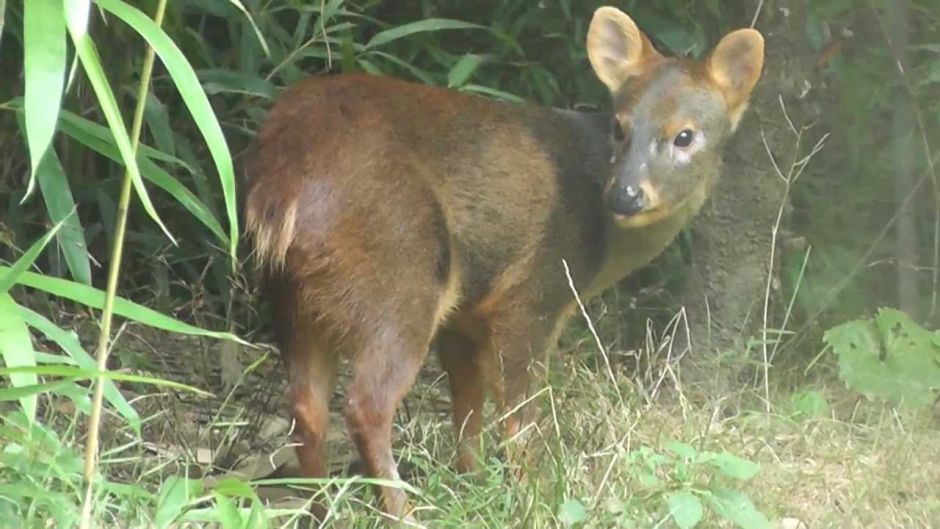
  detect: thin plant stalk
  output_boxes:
[79,0,169,526]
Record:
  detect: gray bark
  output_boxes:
[680,1,814,394]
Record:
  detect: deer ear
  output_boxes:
[587,7,661,92]
[708,28,765,127]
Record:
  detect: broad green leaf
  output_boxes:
[23,0,67,198]
[0,215,68,293]
[154,477,203,529]
[243,498,266,529]
[0,266,247,345]
[704,489,772,529]
[557,498,588,527]
[667,490,704,529]
[448,54,483,87]
[790,388,830,419]
[213,491,242,529]
[0,294,38,422]
[19,306,141,432]
[825,308,940,408]
[707,452,761,480]
[63,3,174,243]
[95,0,239,259]
[212,477,256,498]
[365,19,482,50]
[665,441,698,460]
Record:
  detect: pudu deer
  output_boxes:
[243,6,764,522]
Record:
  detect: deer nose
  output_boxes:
[607,184,646,216]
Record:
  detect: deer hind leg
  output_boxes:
[267,277,341,521]
[343,296,445,522]
[435,323,489,474]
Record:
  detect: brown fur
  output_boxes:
[242,7,763,523]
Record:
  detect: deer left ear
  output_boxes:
[707,28,765,130]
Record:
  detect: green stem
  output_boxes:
[79,0,168,526]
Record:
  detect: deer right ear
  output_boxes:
[587,7,661,92]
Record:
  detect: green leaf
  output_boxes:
[213,491,242,529]
[705,489,772,529]
[65,0,90,42]
[0,295,38,422]
[790,389,830,419]
[58,108,195,171]
[707,452,761,481]
[57,115,228,245]
[365,19,482,50]
[825,308,940,408]
[448,54,483,87]
[154,477,203,529]
[23,0,67,198]
[19,306,141,433]
[0,365,211,397]
[0,266,247,345]
[557,498,588,527]
[34,150,92,285]
[0,379,74,401]
[198,68,275,99]
[63,2,174,243]
[94,0,239,259]
[144,92,177,157]
[0,214,68,293]
[667,490,704,529]
[665,441,698,460]
[459,84,524,103]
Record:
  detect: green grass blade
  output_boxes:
[0,365,212,397]
[23,0,66,198]
[0,294,38,422]
[63,4,175,244]
[0,215,68,293]
[0,266,247,345]
[365,19,483,50]
[95,0,239,259]
[19,306,141,433]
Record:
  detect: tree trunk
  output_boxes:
[680,1,815,394]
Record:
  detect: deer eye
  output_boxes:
[673,129,695,148]
[611,118,626,142]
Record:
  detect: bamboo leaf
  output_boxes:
[0,365,212,397]
[63,2,175,243]
[0,266,248,345]
[95,0,239,259]
[23,0,67,199]
[365,19,483,50]
[56,116,228,246]
[0,215,68,293]
[19,306,141,433]
[0,294,38,422]
[35,151,93,285]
